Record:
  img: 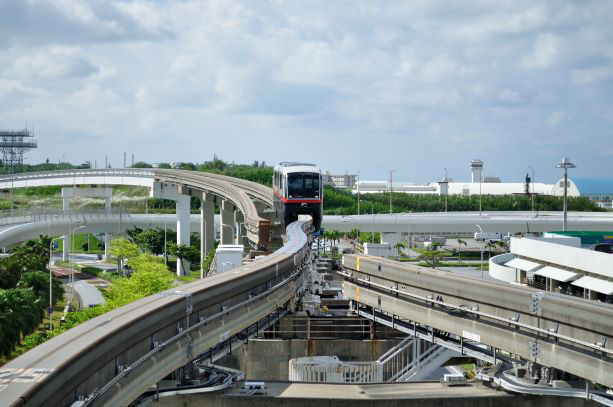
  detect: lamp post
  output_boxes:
[443,168,449,212]
[48,237,62,332]
[372,212,382,244]
[342,216,359,252]
[70,225,86,306]
[476,224,484,279]
[356,171,360,217]
[528,165,535,214]
[479,176,482,216]
[556,157,576,232]
[389,169,397,214]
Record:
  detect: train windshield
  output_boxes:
[287,172,320,199]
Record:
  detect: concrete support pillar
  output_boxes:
[176,194,191,276]
[234,210,245,245]
[62,196,70,261]
[104,196,111,260]
[220,200,234,245]
[200,193,215,278]
[550,279,559,292]
[104,233,110,260]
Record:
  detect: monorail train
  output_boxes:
[273,162,323,230]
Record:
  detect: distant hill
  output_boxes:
[574,178,613,195]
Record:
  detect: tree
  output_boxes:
[17,271,64,306]
[457,239,467,262]
[0,288,44,356]
[168,243,200,275]
[394,242,406,256]
[109,238,141,276]
[485,241,497,259]
[131,161,153,168]
[157,162,172,169]
[419,250,444,269]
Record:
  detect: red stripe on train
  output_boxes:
[273,190,322,204]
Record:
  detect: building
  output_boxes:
[322,171,357,189]
[574,178,613,209]
[489,235,613,303]
[352,159,580,197]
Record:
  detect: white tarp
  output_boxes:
[572,276,613,295]
[534,266,578,283]
[504,257,542,272]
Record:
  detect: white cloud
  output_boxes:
[519,33,559,70]
[0,0,611,181]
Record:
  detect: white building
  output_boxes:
[489,237,613,302]
[352,159,580,197]
[322,171,357,189]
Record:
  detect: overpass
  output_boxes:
[324,211,613,235]
[0,169,276,274]
[340,254,613,389]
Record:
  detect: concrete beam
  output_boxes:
[234,210,245,246]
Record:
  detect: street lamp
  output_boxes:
[70,225,86,305]
[48,237,63,332]
[356,171,360,217]
[556,157,576,232]
[443,168,449,212]
[342,216,359,251]
[528,165,535,214]
[476,224,484,279]
[389,169,397,214]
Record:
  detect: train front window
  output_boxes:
[288,173,320,198]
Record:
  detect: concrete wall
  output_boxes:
[151,393,595,407]
[217,339,400,381]
[489,253,516,283]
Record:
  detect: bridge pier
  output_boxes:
[220,200,234,245]
[200,193,215,278]
[234,210,245,246]
[151,182,192,276]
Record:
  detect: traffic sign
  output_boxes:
[52,241,59,250]
[47,307,53,316]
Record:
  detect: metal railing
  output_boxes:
[0,207,133,226]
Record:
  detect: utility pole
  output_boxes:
[528,165,535,214]
[123,152,126,168]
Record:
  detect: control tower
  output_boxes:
[469,159,483,183]
[0,128,37,174]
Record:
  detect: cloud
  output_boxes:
[0,0,611,182]
[519,33,560,70]
[14,48,98,79]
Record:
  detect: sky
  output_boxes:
[1,0,612,184]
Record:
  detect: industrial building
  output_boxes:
[352,159,580,197]
[322,171,357,189]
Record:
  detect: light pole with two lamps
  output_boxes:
[556,157,576,232]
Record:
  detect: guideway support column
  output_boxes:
[234,210,245,246]
[200,192,215,278]
[220,200,234,245]
[151,182,191,276]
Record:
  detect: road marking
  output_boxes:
[0,368,53,383]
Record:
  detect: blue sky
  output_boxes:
[1,1,612,184]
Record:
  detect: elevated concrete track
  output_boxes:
[340,254,613,388]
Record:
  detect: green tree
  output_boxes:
[109,238,141,275]
[17,271,64,305]
[0,288,44,356]
[419,250,444,269]
[168,243,200,274]
[131,161,153,168]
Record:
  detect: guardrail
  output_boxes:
[0,208,133,227]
